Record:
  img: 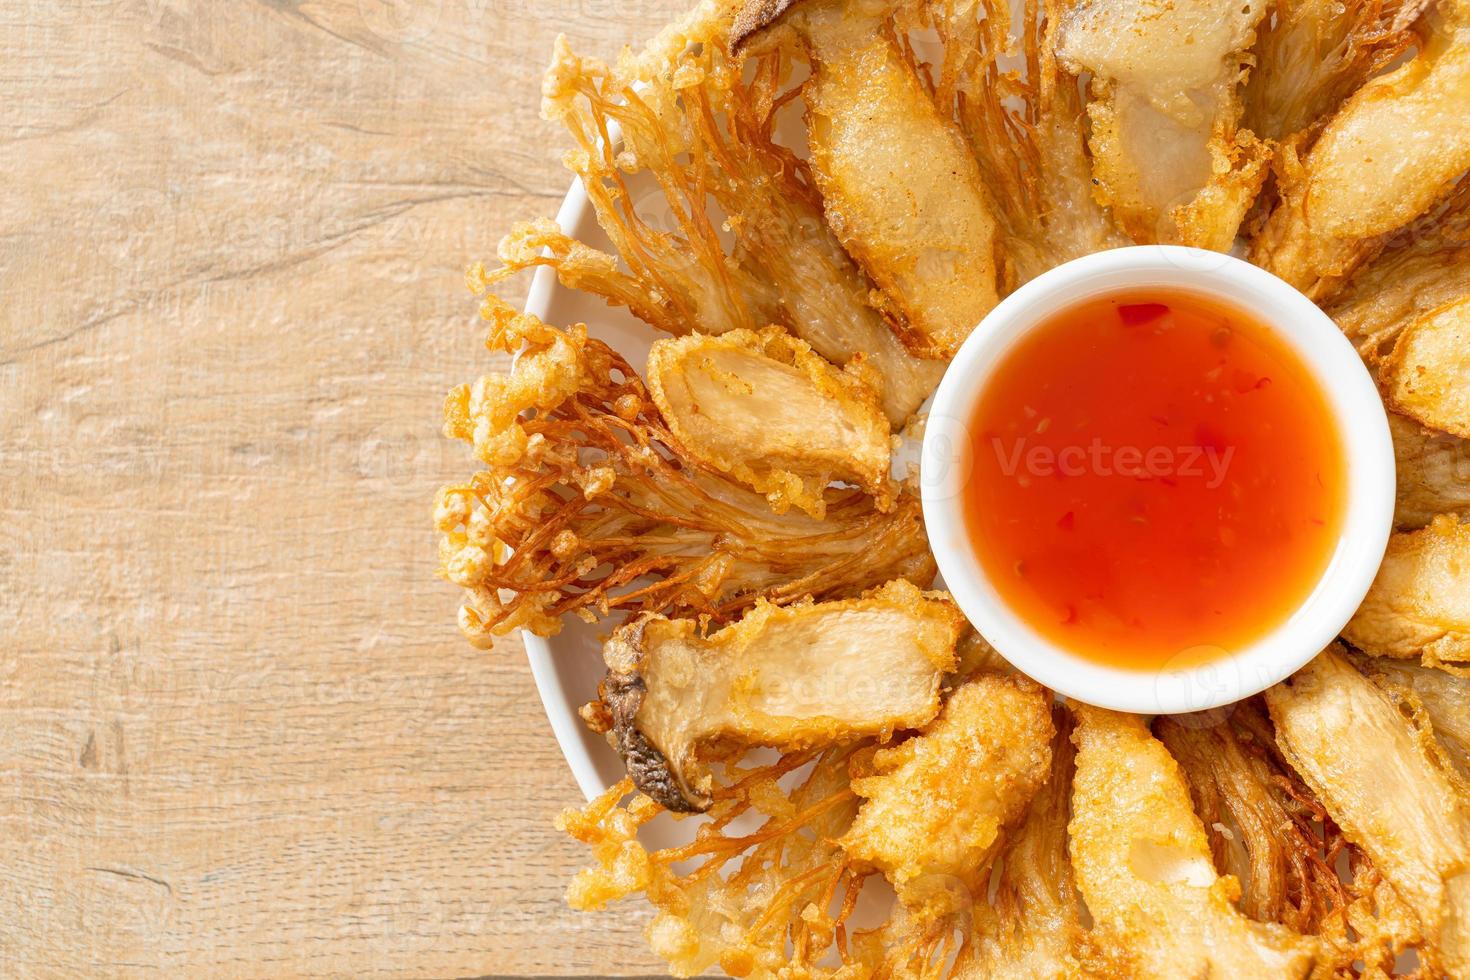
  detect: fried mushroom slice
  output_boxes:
[1325,190,1470,364]
[1265,647,1470,978]
[1242,0,1425,144]
[1389,412,1470,529]
[733,0,1004,359]
[645,328,892,520]
[1344,515,1470,666]
[1155,703,1349,935]
[597,580,964,812]
[1056,0,1272,250]
[915,0,1130,285]
[496,1,946,426]
[1251,1,1470,299]
[1359,654,1470,780]
[838,673,1054,911]
[1068,705,1319,979]
[953,706,1084,980]
[435,301,935,642]
[1383,296,1470,439]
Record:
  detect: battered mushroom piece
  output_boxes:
[838,673,1054,908]
[494,1,946,427]
[598,579,965,812]
[1383,296,1470,439]
[954,707,1084,980]
[732,0,1004,359]
[1358,654,1470,780]
[1251,0,1470,299]
[1388,412,1470,530]
[1266,648,1470,978]
[1326,201,1470,363]
[435,302,937,642]
[1242,0,1426,144]
[1056,0,1272,250]
[1155,703,1349,935]
[1344,515,1470,666]
[645,327,892,520]
[916,0,1130,284]
[1068,705,1319,979]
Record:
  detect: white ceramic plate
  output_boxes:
[520,177,656,804]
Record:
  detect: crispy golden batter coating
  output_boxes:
[490,2,943,426]
[954,707,1084,980]
[448,0,1470,973]
[1252,1,1470,299]
[737,0,1004,359]
[1155,702,1350,936]
[839,673,1054,909]
[1383,296,1470,439]
[645,328,892,520]
[1057,0,1271,250]
[1266,648,1470,978]
[916,0,1129,284]
[1345,515,1470,666]
[1068,705,1319,979]
[597,580,964,811]
[1243,0,1425,144]
[1359,653,1470,779]
[434,301,934,641]
[1325,187,1470,363]
[557,745,871,978]
[1389,412,1470,529]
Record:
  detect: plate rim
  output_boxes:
[519,175,611,805]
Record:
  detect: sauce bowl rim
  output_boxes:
[920,245,1396,714]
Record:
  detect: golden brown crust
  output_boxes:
[1251,3,1470,299]
[645,327,893,519]
[1382,297,1470,439]
[840,673,1054,910]
[1266,649,1470,977]
[1344,516,1470,666]
[434,303,935,641]
[1068,705,1319,979]
[728,0,804,53]
[597,580,965,812]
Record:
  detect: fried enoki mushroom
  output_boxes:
[1265,647,1470,978]
[909,0,1128,285]
[1344,515,1470,667]
[1155,701,1350,937]
[1159,699,1447,977]
[594,579,965,812]
[485,1,943,427]
[840,673,1054,913]
[1251,0,1470,300]
[1243,0,1426,145]
[434,300,934,642]
[1056,0,1272,251]
[1068,705,1320,979]
[557,745,875,978]
[953,706,1084,980]
[645,327,893,520]
[731,0,1005,360]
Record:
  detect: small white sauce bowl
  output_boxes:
[920,246,1395,714]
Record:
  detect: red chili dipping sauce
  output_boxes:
[964,289,1346,671]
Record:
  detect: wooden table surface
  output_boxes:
[1,1,684,975]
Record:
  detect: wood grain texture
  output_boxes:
[1,0,682,974]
